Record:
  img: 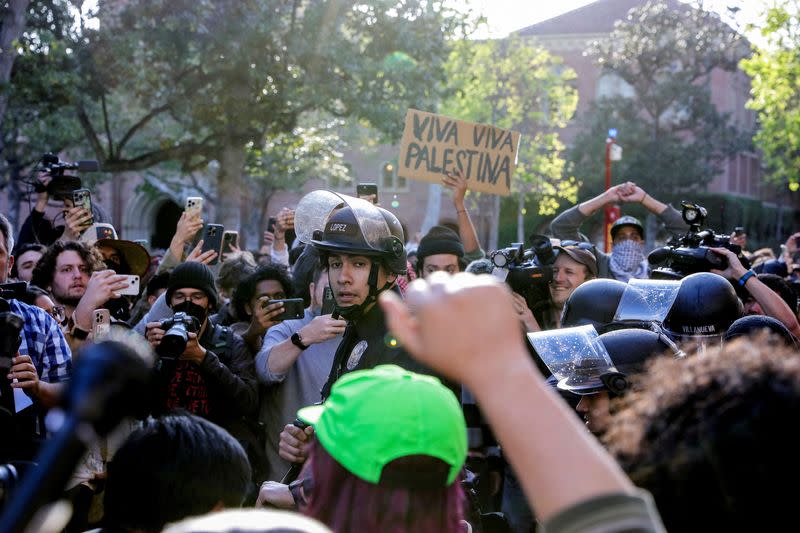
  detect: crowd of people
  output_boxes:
[1,169,799,533]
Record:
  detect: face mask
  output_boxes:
[611,240,645,272]
[172,300,208,325]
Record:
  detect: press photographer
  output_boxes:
[144,261,264,492]
[648,201,751,279]
[15,154,108,248]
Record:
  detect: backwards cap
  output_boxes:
[298,365,467,487]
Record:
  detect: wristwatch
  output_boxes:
[70,324,90,340]
[291,332,309,350]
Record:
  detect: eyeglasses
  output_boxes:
[49,305,66,324]
[559,240,595,251]
[171,292,208,304]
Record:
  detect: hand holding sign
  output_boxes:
[398,109,521,196]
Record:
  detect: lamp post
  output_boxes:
[604,128,622,253]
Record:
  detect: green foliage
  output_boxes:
[570,1,748,203]
[741,2,800,188]
[442,36,579,215]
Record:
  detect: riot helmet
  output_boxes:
[561,278,628,332]
[611,216,644,241]
[724,315,798,348]
[296,190,406,320]
[663,272,743,341]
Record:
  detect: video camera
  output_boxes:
[489,234,556,312]
[37,153,99,199]
[648,201,750,279]
[156,312,200,358]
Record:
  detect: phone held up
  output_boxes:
[356,183,378,204]
[321,286,336,315]
[222,231,239,258]
[185,196,203,218]
[201,224,224,265]
[261,298,305,321]
[72,188,95,226]
[93,309,111,340]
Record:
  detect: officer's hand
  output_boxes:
[380,272,528,388]
[298,315,347,345]
[278,423,315,463]
[256,481,294,509]
[181,332,207,364]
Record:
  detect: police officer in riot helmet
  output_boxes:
[560,278,629,333]
[663,272,743,343]
[568,329,682,436]
[278,192,444,468]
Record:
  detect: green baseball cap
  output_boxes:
[297,365,467,487]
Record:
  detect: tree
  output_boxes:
[1,0,91,230]
[69,0,475,243]
[441,36,579,245]
[569,1,748,207]
[740,2,800,189]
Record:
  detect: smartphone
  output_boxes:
[267,216,277,234]
[357,183,378,204]
[222,231,239,257]
[201,224,224,265]
[118,275,140,296]
[93,309,111,340]
[72,188,94,224]
[262,298,305,321]
[185,196,203,218]
[321,286,336,315]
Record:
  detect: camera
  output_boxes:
[37,152,99,198]
[489,234,556,312]
[648,201,750,279]
[156,312,200,358]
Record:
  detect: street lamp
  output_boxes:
[604,128,622,253]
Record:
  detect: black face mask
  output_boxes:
[172,300,208,326]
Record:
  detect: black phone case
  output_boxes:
[321,287,336,315]
[264,298,305,321]
[201,224,224,265]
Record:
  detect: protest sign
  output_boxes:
[398,109,521,196]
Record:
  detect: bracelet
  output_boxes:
[738,270,756,286]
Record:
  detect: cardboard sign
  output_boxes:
[398,109,521,196]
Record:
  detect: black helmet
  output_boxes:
[663,272,743,339]
[310,204,406,275]
[724,315,798,348]
[610,215,644,241]
[561,278,628,332]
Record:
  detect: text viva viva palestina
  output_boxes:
[398,109,521,196]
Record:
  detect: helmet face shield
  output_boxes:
[296,191,392,252]
[527,325,618,395]
[295,190,350,245]
[613,279,681,324]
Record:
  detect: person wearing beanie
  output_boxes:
[415,225,466,279]
[144,261,264,492]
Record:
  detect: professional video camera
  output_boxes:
[648,201,750,279]
[156,312,200,358]
[36,152,99,198]
[489,234,556,312]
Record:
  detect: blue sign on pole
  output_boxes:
[608,128,618,139]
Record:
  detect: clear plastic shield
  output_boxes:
[294,190,349,244]
[294,190,393,251]
[527,325,616,393]
[613,279,681,324]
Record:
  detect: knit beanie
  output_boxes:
[165,262,219,309]
[417,226,465,263]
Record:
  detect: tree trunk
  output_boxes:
[0,0,30,127]
[489,194,500,251]
[421,182,442,236]
[215,141,246,238]
[517,189,526,243]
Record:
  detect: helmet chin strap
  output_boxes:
[333,263,394,321]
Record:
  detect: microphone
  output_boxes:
[0,335,153,533]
